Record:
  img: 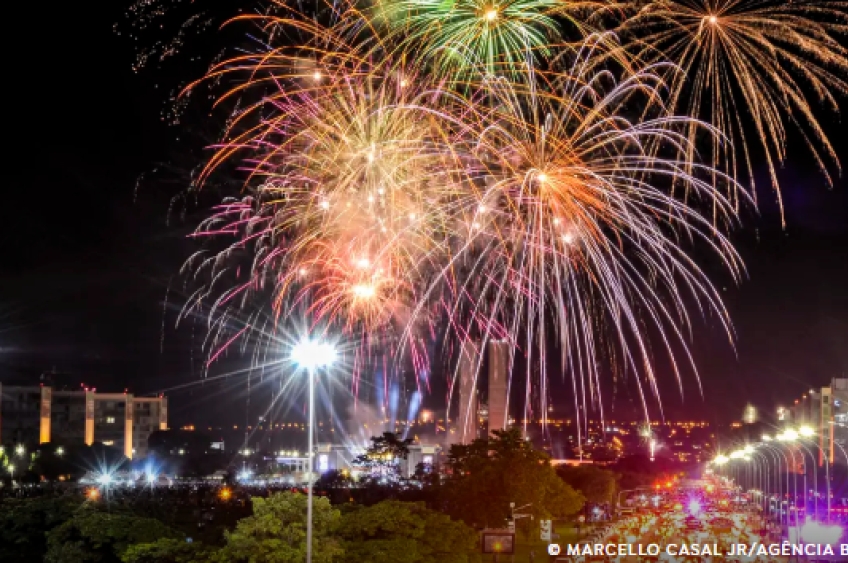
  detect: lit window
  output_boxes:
[106,416,116,424]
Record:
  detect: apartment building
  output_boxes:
[0,383,167,460]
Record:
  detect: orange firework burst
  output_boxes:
[170,1,763,427]
[444,35,743,424]
[621,0,848,221]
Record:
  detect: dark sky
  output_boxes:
[1,1,846,428]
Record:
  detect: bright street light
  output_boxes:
[801,520,843,544]
[291,340,337,371]
[292,338,337,563]
[15,445,25,456]
[688,499,702,516]
[779,429,799,442]
[713,454,729,465]
[799,426,815,437]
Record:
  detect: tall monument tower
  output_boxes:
[487,341,509,437]
[456,345,480,443]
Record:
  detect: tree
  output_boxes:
[0,496,80,561]
[44,509,181,563]
[121,538,215,563]
[214,492,343,563]
[337,501,480,563]
[316,469,353,490]
[610,454,677,491]
[557,465,618,506]
[146,430,228,477]
[441,428,584,531]
[354,432,413,480]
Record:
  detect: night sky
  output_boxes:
[2,1,847,428]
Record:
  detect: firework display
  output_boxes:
[138,0,846,424]
[622,0,848,221]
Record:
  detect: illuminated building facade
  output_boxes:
[452,341,513,444]
[487,341,510,437]
[456,345,480,444]
[0,385,42,446]
[742,403,758,425]
[315,443,440,479]
[788,378,847,467]
[0,383,167,459]
[822,379,847,467]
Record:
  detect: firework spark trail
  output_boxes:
[180,16,481,395]
[141,0,777,435]
[432,33,745,427]
[621,0,848,223]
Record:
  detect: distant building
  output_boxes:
[742,403,758,425]
[487,341,510,437]
[788,378,847,467]
[315,442,440,480]
[0,385,42,446]
[823,379,847,467]
[0,383,167,460]
[456,346,480,444]
[452,341,513,444]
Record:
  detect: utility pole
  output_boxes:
[508,502,533,563]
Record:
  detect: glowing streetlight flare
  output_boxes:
[688,499,702,515]
[799,425,815,437]
[291,340,337,371]
[484,8,498,21]
[780,429,799,442]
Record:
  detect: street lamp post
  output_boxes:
[291,339,337,563]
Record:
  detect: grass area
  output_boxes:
[481,522,583,562]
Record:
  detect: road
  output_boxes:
[552,478,790,562]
